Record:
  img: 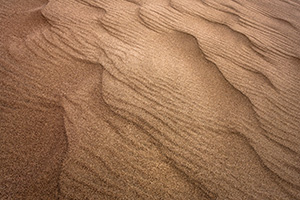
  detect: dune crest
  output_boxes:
[1,0,299,199]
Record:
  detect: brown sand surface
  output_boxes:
[1,0,299,199]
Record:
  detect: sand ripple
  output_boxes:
[1,0,299,199]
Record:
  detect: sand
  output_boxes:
[1,0,299,199]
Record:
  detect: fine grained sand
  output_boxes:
[0,0,299,199]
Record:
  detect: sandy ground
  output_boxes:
[1,0,300,199]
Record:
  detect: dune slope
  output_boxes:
[1,0,299,199]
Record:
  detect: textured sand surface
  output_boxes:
[1,0,300,199]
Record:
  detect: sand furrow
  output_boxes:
[1,0,299,199]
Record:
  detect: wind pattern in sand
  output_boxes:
[1,0,299,199]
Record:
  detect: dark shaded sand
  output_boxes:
[1,0,300,199]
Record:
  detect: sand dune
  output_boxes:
[1,0,299,199]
